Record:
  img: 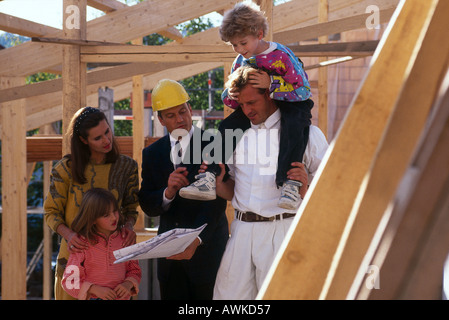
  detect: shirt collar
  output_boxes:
[169,125,194,144]
[259,41,277,55]
[250,108,281,130]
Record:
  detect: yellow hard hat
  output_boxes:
[151,79,190,112]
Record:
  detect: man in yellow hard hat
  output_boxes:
[138,79,229,300]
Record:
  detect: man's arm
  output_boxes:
[138,147,168,217]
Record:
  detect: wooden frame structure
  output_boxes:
[3,0,447,301]
[259,0,449,300]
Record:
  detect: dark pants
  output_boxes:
[159,261,215,300]
[209,99,313,187]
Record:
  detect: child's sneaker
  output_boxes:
[179,171,216,200]
[277,180,303,210]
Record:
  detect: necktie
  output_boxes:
[174,138,182,168]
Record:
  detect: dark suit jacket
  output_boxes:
[138,127,228,285]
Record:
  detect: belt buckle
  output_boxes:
[236,210,246,221]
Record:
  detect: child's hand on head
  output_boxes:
[228,87,240,101]
[249,70,270,89]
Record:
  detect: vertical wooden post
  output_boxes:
[257,0,273,41]
[62,0,87,156]
[318,0,329,139]
[131,38,146,231]
[43,161,53,300]
[40,124,56,300]
[1,76,27,300]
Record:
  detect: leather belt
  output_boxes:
[235,210,295,222]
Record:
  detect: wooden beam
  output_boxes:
[274,7,395,44]
[32,36,123,46]
[289,41,377,56]
[87,0,127,12]
[87,0,184,42]
[321,0,449,299]
[78,41,376,64]
[257,0,273,41]
[0,13,60,38]
[271,0,398,33]
[351,74,449,300]
[130,38,145,230]
[0,27,223,105]
[158,27,184,42]
[26,136,159,162]
[1,76,27,300]
[0,61,222,137]
[0,0,238,77]
[39,124,57,300]
[0,61,189,104]
[257,0,438,300]
[304,56,363,70]
[62,0,87,156]
[80,44,235,63]
[0,0,393,77]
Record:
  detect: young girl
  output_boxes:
[180,2,313,211]
[44,106,139,300]
[62,188,141,300]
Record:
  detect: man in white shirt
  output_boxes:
[212,66,329,300]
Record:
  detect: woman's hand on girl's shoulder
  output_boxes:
[121,226,137,247]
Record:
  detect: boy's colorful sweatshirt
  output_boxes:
[222,42,311,109]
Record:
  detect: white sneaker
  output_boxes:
[278,180,303,210]
[179,172,216,200]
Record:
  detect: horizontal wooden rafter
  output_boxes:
[26,136,159,162]
[0,61,223,139]
[87,0,127,12]
[0,61,189,104]
[274,7,395,43]
[0,13,60,38]
[0,39,376,105]
[78,41,376,64]
[0,0,237,76]
[0,0,397,77]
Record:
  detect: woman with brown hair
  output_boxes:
[44,107,139,300]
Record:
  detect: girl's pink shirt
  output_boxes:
[62,231,141,300]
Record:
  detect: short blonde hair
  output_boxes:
[219,2,269,42]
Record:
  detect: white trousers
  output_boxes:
[213,216,293,300]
